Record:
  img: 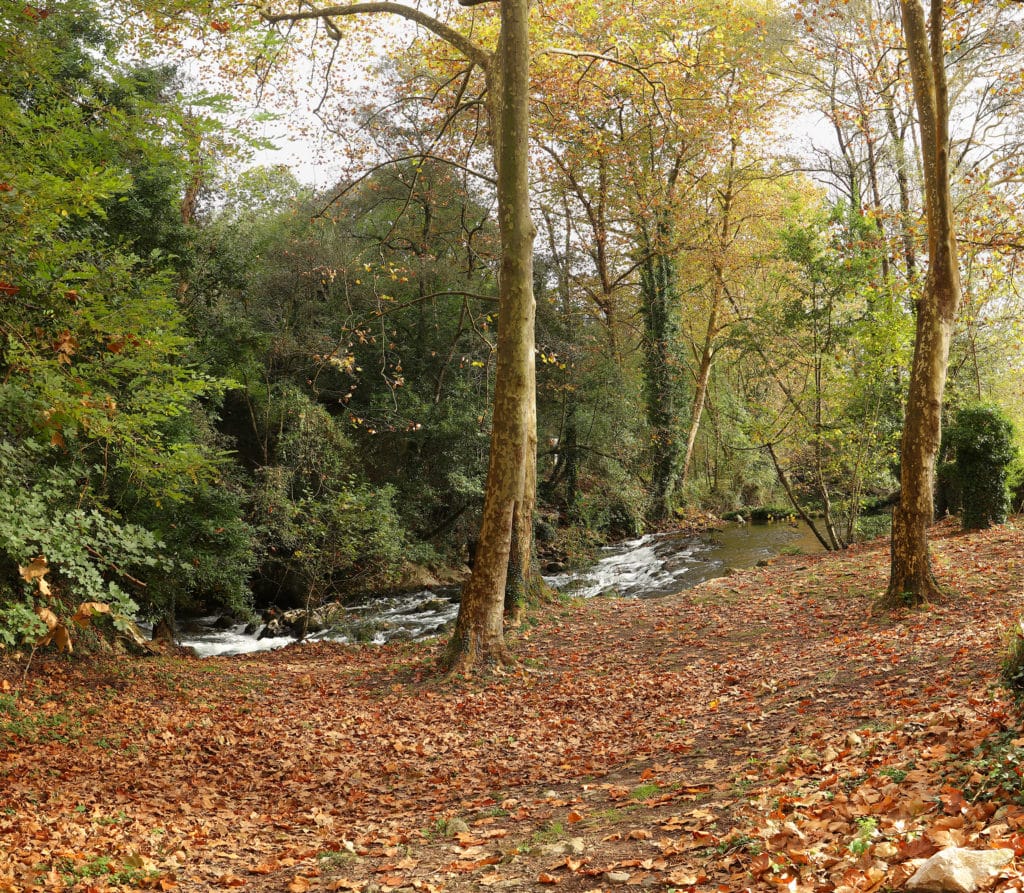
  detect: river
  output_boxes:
[176,521,823,657]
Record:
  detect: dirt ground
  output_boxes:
[3,518,1024,893]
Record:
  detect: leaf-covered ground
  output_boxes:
[3,519,1024,893]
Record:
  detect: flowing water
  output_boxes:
[176,521,823,657]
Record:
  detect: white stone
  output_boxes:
[566,837,585,855]
[906,847,1013,893]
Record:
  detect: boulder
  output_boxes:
[906,847,1013,893]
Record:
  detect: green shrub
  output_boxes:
[247,390,418,606]
[0,441,163,648]
[1003,619,1024,693]
[946,404,1016,530]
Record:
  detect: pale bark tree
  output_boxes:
[260,0,536,668]
[886,0,962,604]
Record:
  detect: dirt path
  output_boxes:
[3,520,1024,892]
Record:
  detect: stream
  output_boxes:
[176,521,823,657]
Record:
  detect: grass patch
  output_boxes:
[53,855,158,887]
[0,695,81,746]
[318,849,358,869]
[878,767,907,783]
[530,820,566,845]
[630,783,661,800]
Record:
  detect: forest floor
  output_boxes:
[3,518,1024,893]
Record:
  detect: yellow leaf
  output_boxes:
[52,625,72,653]
[72,601,111,628]
[19,555,49,584]
[36,607,59,631]
[35,610,73,653]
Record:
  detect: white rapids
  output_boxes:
[171,522,820,656]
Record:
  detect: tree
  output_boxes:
[885,0,962,604]
[529,0,790,521]
[259,0,536,670]
[0,0,255,646]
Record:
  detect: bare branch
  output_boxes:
[261,1,491,68]
[315,151,497,218]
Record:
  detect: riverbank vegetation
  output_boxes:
[2,0,1024,647]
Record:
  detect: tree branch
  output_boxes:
[315,151,496,217]
[261,1,491,68]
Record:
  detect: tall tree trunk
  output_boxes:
[886,0,961,606]
[259,0,537,672]
[640,231,682,523]
[443,0,536,670]
[679,147,735,492]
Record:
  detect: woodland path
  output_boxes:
[2,518,1024,893]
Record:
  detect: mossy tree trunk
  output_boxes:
[639,212,682,523]
[886,0,961,606]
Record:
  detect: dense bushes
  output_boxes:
[945,405,1016,530]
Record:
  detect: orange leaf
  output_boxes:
[287,878,310,893]
[538,873,560,884]
[248,861,280,875]
[750,853,771,878]
[567,810,584,823]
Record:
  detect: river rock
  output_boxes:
[538,838,585,858]
[906,847,1013,892]
[258,606,345,639]
[257,618,287,639]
